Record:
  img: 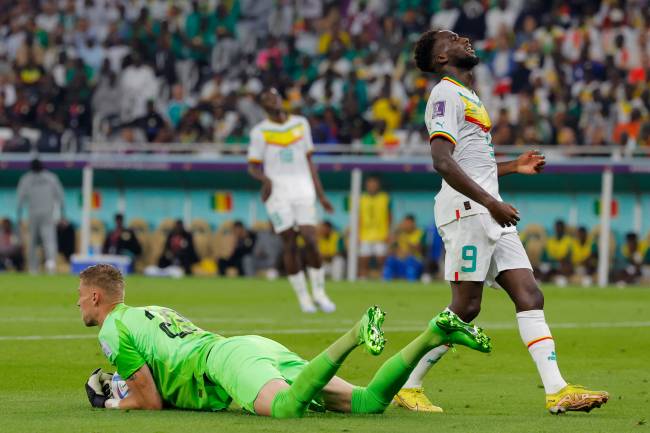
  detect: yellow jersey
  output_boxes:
[318,231,343,259]
[359,192,391,242]
[570,238,594,265]
[546,235,573,261]
[621,240,649,263]
[396,229,423,258]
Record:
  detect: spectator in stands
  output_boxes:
[0,218,24,271]
[127,100,168,142]
[158,219,199,276]
[119,52,157,121]
[166,84,192,129]
[541,220,573,286]
[491,108,516,146]
[16,158,64,274]
[613,109,643,146]
[317,221,345,281]
[92,70,122,128]
[358,175,391,279]
[570,226,597,286]
[217,220,256,276]
[615,232,650,286]
[383,214,424,282]
[56,218,76,263]
[102,213,142,259]
[3,124,32,152]
[1,0,649,150]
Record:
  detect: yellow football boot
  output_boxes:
[545,384,609,414]
[392,388,443,413]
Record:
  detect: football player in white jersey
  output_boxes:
[392,30,608,415]
[248,88,336,313]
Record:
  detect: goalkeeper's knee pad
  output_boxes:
[270,389,308,419]
[351,386,390,414]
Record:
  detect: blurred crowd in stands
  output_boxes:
[1,0,650,153]
[3,174,649,286]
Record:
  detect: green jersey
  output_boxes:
[98,304,231,410]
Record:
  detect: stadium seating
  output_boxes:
[521,224,547,268]
[148,218,176,266]
[190,219,214,261]
[129,218,151,272]
[1,2,649,152]
[89,219,105,254]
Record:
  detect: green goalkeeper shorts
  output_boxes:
[205,335,309,413]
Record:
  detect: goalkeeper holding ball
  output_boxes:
[79,264,490,417]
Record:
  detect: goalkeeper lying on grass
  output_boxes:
[78,264,491,417]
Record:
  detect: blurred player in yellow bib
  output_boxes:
[359,175,391,278]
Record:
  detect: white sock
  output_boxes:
[402,345,450,389]
[307,267,326,297]
[288,271,310,298]
[517,310,567,394]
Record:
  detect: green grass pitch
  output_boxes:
[0,274,648,433]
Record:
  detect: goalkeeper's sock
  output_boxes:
[517,310,567,394]
[402,345,450,388]
[352,326,446,413]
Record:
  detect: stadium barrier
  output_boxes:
[1,145,649,286]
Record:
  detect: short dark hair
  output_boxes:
[233,220,244,228]
[30,158,43,172]
[414,30,439,73]
[405,214,416,222]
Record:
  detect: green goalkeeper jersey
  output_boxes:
[98,303,231,410]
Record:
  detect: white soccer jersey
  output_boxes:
[248,115,316,200]
[425,75,505,227]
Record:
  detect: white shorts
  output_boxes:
[265,195,317,233]
[359,241,388,257]
[439,213,532,287]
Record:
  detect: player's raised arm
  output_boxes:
[497,150,546,177]
[430,137,519,227]
[106,364,163,410]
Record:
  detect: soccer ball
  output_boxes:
[110,373,129,400]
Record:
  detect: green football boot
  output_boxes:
[358,306,386,355]
[432,310,492,353]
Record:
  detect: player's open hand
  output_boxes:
[319,195,334,213]
[261,179,272,202]
[487,200,520,227]
[516,150,545,175]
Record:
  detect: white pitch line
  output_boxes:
[1,321,650,342]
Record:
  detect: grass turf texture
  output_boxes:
[0,275,648,433]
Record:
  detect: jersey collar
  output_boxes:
[441,75,471,91]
